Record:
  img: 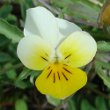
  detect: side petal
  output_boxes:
[57,31,97,68]
[17,36,53,70]
[24,6,59,47]
[35,64,87,99]
[56,18,82,39]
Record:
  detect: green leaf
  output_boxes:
[0,19,23,43]
[68,99,76,110]
[17,68,40,84]
[46,95,61,106]
[16,68,39,88]
[6,14,17,24]
[30,71,40,84]
[15,99,28,110]
[81,99,96,110]
[52,0,100,23]
[0,35,9,47]
[98,61,110,70]
[95,96,107,110]
[18,0,33,20]
[15,80,31,89]
[15,68,31,89]
[95,61,110,88]
[70,1,100,22]
[108,99,110,108]
[97,41,110,52]
[0,52,11,63]
[17,68,31,81]
[0,5,12,18]
[6,69,17,80]
[5,64,17,80]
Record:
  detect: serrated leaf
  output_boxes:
[46,95,61,106]
[15,99,28,110]
[97,41,110,52]
[95,96,107,110]
[0,19,23,43]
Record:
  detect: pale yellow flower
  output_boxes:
[17,7,97,99]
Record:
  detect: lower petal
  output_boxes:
[35,63,87,99]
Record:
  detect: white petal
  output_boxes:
[24,6,59,47]
[17,36,54,70]
[56,18,82,39]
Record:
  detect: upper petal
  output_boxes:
[17,36,54,70]
[56,18,82,39]
[24,7,59,47]
[57,31,97,68]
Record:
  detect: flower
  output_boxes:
[17,6,97,99]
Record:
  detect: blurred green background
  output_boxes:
[1,0,110,110]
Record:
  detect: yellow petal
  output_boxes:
[35,63,87,99]
[57,31,97,68]
[17,36,53,70]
